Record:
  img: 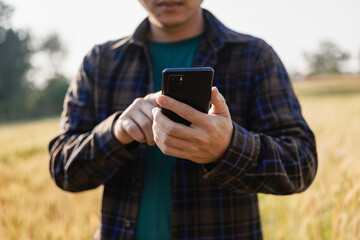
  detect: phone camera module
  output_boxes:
[168,75,184,94]
[178,76,183,87]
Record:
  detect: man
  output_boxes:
[49,0,317,239]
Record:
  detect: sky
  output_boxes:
[8,0,360,82]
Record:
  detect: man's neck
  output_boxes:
[147,10,204,42]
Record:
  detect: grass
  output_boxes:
[1,74,359,239]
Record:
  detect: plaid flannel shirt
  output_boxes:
[49,9,317,240]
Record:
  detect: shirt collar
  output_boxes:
[129,9,251,50]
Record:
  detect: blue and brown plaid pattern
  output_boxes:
[49,9,317,240]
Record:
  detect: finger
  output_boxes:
[134,98,157,122]
[153,131,191,159]
[209,87,230,117]
[121,118,146,143]
[113,118,134,144]
[156,95,206,124]
[122,97,158,145]
[154,134,211,163]
[131,112,155,146]
[152,120,192,150]
[152,107,200,140]
[136,101,157,145]
[144,91,162,104]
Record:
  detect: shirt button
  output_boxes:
[125,219,132,228]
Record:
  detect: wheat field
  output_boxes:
[0,75,359,239]
[260,75,360,240]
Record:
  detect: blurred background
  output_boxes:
[0,0,359,239]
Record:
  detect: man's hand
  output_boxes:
[152,87,233,164]
[113,91,161,146]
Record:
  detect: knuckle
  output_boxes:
[154,131,164,143]
[133,97,143,105]
[205,120,216,130]
[162,146,171,155]
[196,134,210,145]
[140,119,152,129]
[153,134,160,143]
[126,121,137,132]
[152,121,157,132]
[162,135,172,145]
[143,94,151,100]
[125,122,141,139]
[166,125,177,135]
[182,105,193,118]
[120,117,129,127]
[144,91,158,100]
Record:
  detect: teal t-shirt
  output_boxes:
[135,34,202,240]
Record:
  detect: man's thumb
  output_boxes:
[209,87,230,116]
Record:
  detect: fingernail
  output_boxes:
[157,95,167,106]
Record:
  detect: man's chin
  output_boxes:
[150,13,184,26]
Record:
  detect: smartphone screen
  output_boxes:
[161,67,214,125]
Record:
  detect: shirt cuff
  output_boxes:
[93,111,135,164]
[203,122,261,184]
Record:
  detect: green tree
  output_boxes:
[36,33,68,79]
[0,0,13,27]
[31,34,69,118]
[0,0,69,122]
[304,41,350,75]
[0,1,33,121]
[30,74,69,117]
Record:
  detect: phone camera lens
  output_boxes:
[167,75,184,94]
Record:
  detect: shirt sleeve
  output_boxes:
[203,41,318,195]
[49,46,135,192]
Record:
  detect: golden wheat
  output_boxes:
[260,76,360,240]
[0,119,101,239]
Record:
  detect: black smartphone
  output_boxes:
[161,67,214,125]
